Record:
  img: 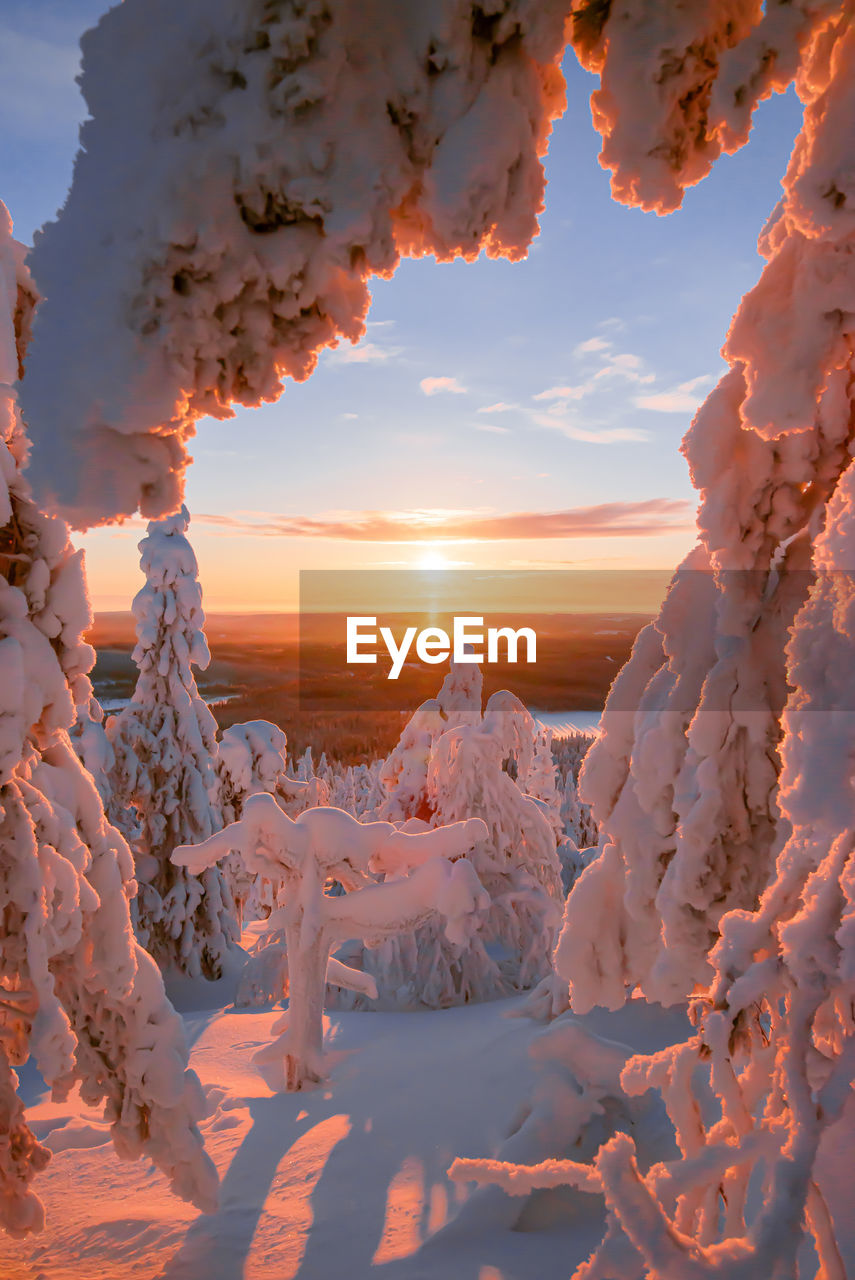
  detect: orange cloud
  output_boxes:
[194,498,693,542]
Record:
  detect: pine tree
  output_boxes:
[107,507,237,978]
[0,202,217,1236]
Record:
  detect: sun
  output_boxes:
[415,545,451,572]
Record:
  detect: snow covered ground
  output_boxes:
[3,971,687,1280]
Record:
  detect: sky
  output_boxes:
[1,1,805,612]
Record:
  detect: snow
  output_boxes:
[20,0,570,529]
[173,799,490,1089]
[1,984,698,1280]
[0,202,217,1237]
[5,0,855,1270]
[352,666,564,1010]
[107,506,239,979]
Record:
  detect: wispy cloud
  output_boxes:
[420,376,467,396]
[533,385,590,403]
[592,352,648,383]
[477,401,518,413]
[194,499,692,542]
[474,422,511,435]
[574,336,611,356]
[530,410,648,444]
[635,375,715,413]
[328,339,400,365]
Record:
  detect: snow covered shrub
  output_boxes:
[427,695,563,987]
[448,1003,691,1245]
[218,719,289,822]
[278,771,331,818]
[174,800,488,1090]
[107,507,237,978]
[523,725,564,840]
[0,204,217,1235]
[348,672,563,1009]
[218,718,289,922]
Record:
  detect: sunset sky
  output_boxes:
[3,0,804,611]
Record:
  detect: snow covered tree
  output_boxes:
[553,0,855,1007]
[553,730,598,850]
[522,725,564,839]
[377,697,448,824]
[174,799,488,1090]
[219,719,289,824]
[351,680,563,1009]
[0,203,217,1235]
[378,657,484,822]
[218,718,289,921]
[107,506,237,978]
[451,6,855,1274]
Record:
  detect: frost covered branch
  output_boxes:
[21,0,570,526]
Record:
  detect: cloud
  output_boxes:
[574,336,611,356]
[194,499,693,542]
[531,411,648,444]
[473,422,510,435]
[328,339,399,364]
[591,352,653,386]
[535,350,654,411]
[595,352,642,375]
[420,376,467,396]
[477,401,518,413]
[635,375,715,414]
[533,384,591,402]
[680,375,717,394]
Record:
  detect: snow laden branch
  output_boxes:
[0,204,217,1237]
[21,0,570,526]
[173,798,488,1090]
[570,0,844,214]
